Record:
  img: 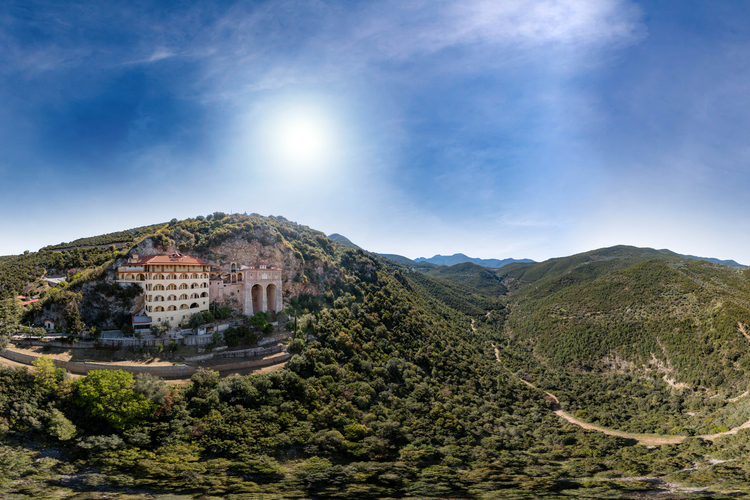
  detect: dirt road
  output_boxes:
[491,344,750,445]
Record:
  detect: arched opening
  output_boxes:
[267,284,277,312]
[155,306,164,312]
[252,284,263,313]
[154,284,165,291]
[154,295,164,302]
[238,273,243,282]
[201,283,208,288]
[137,274,146,281]
[230,263,237,273]
[190,293,199,299]
[191,273,198,279]
[179,294,188,300]
[167,284,177,290]
[179,274,188,279]
[155,274,164,280]
[167,295,176,301]
[191,283,199,289]
[231,275,237,284]
[190,303,200,309]
[167,305,176,311]
[167,274,176,280]
[125,274,134,280]
[179,283,188,290]
[201,291,208,297]
[180,304,189,310]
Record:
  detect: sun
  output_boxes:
[267,107,335,170]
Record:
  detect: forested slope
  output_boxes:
[5,221,750,498]
[492,247,750,390]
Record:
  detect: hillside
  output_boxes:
[377,253,437,271]
[425,261,508,297]
[327,232,361,250]
[4,226,750,497]
[493,245,750,388]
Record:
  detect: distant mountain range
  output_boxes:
[327,233,746,270]
[415,253,535,268]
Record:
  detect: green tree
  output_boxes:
[32,355,59,393]
[65,302,85,335]
[74,370,156,430]
[48,409,77,441]
[0,298,20,350]
[89,325,101,340]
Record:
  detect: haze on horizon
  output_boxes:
[2,1,749,264]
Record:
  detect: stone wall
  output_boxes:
[1,349,195,378]
[1,349,291,378]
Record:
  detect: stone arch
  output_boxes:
[154,306,165,312]
[125,274,134,280]
[155,274,165,280]
[267,284,277,312]
[154,284,165,291]
[167,305,176,311]
[137,273,146,281]
[201,283,208,288]
[201,291,208,297]
[190,303,200,309]
[179,294,188,300]
[179,273,188,279]
[167,295,177,301]
[190,283,199,289]
[238,272,243,282]
[190,273,198,279]
[190,293,199,299]
[252,284,263,313]
[167,274,176,280]
[179,283,188,289]
[179,304,189,310]
[154,295,164,302]
[167,284,177,290]
[231,274,237,284]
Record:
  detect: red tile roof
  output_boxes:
[128,253,210,266]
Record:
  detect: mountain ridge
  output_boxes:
[415,253,534,268]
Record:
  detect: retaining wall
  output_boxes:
[1,349,290,378]
[184,344,284,362]
[1,349,195,378]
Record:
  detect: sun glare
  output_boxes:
[267,107,336,171]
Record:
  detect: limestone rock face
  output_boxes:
[130,236,339,301]
[209,237,333,300]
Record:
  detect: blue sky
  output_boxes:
[2,0,750,263]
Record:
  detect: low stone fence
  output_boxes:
[210,353,291,372]
[1,348,291,378]
[1,349,195,378]
[184,344,284,362]
[258,332,293,346]
[182,334,214,346]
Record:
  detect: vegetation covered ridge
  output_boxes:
[3,218,750,497]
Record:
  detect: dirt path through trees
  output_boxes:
[491,344,750,446]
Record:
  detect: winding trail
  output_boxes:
[491,344,750,446]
